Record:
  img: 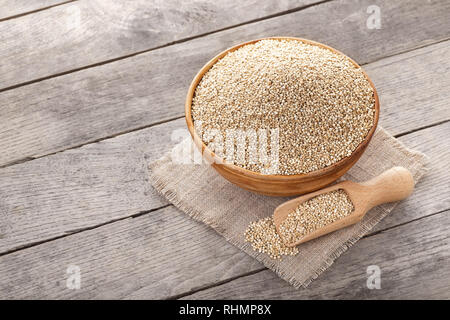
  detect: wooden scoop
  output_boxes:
[273,167,415,247]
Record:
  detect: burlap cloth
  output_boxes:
[149,127,428,288]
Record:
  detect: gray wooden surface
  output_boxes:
[0,0,72,21]
[0,0,449,299]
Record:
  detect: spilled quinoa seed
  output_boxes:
[191,39,375,175]
[245,217,299,260]
[245,189,354,260]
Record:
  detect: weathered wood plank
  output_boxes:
[1,200,447,299]
[0,95,449,255]
[369,122,450,234]
[1,1,449,167]
[0,121,448,299]
[0,0,320,89]
[0,119,182,253]
[364,41,450,136]
[0,0,447,302]
[0,205,263,299]
[0,0,71,20]
[183,209,450,300]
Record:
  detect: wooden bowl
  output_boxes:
[185,37,379,196]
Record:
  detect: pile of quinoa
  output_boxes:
[245,189,354,260]
[191,39,375,175]
[278,189,354,245]
[245,217,299,260]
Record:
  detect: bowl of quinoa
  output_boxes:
[185,37,379,196]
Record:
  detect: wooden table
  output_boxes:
[0,0,449,299]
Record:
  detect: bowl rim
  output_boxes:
[185,36,380,181]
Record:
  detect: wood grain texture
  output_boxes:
[0,119,182,253]
[369,122,450,234]
[0,0,71,20]
[1,2,449,167]
[0,99,449,254]
[364,40,450,135]
[0,205,263,299]
[0,0,320,89]
[0,121,448,299]
[183,209,450,300]
[0,0,448,299]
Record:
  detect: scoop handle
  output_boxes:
[361,167,415,210]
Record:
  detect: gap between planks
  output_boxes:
[0,100,448,256]
[0,0,333,94]
[0,204,171,258]
[3,184,443,260]
[170,208,450,300]
[0,1,448,298]
[1,0,449,168]
[0,0,77,22]
[0,120,448,297]
[394,119,450,138]
[0,115,186,169]
[179,208,450,300]
[1,115,446,171]
[1,37,448,171]
[1,39,449,259]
